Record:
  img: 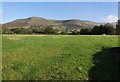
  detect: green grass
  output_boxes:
[2,35,119,80]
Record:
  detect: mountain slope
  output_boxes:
[3,17,116,29]
[4,17,57,27]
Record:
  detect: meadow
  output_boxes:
[2,35,119,80]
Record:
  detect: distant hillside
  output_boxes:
[3,17,56,27]
[3,17,116,29]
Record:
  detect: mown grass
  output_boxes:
[2,35,118,80]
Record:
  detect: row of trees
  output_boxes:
[2,26,80,35]
[80,23,116,35]
[2,23,120,35]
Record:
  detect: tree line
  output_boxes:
[2,23,120,35]
[80,23,117,35]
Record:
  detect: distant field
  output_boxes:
[2,35,119,80]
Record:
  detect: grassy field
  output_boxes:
[2,35,119,80]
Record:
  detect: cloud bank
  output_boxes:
[101,15,118,23]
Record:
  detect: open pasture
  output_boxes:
[2,35,119,80]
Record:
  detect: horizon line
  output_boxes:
[2,16,117,24]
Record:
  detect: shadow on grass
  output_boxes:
[89,47,120,80]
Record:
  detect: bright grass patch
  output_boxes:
[2,35,118,80]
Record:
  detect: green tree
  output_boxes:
[103,23,115,35]
[71,30,79,35]
[116,20,120,35]
[80,28,92,35]
[11,28,33,34]
[44,27,57,34]
[2,26,12,34]
[91,26,100,35]
[92,24,115,35]
[61,31,68,35]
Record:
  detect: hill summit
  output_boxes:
[3,16,110,29]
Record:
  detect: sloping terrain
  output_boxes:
[3,17,104,29]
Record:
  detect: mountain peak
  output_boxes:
[28,16,44,19]
[3,16,115,29]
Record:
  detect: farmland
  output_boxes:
[2,35,120,80]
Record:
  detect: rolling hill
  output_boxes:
[3,17,116,29]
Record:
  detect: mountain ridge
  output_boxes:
[3,17,116,29]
